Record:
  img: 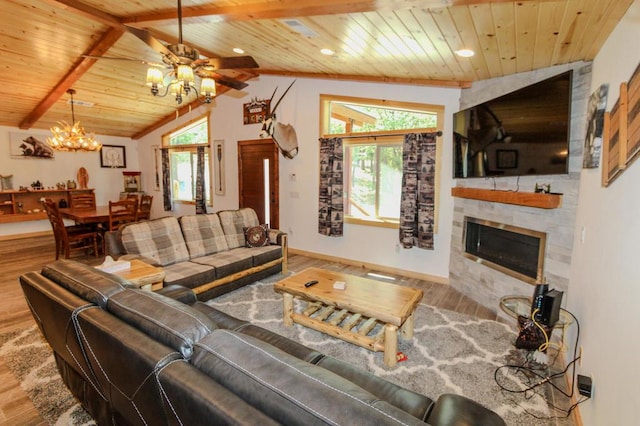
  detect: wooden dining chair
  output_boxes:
[137,195,153,220]
[42,199,100,259]
[108,199,138,231]
[69,192,96,209]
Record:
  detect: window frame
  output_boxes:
[319,95,444,230]
[162,114,213,206]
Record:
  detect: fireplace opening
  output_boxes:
[463,217,546,284]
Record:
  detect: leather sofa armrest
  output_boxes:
[155,285,197,304]
[427,394,506,426]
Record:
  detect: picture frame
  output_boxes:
[9,132,55,159]
[100,145,126,168]
[214,140,225,195]
[496,149,518,169]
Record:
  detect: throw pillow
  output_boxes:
[244,224,269,247]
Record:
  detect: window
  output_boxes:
[320,95,443,227]
[162,115,212,205]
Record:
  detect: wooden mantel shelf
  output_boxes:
[451,187,562,209]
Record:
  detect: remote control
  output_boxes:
[304,280,319,287]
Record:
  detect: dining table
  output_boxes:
[59,205,110,224]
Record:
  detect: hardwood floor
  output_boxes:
[0,234,500,425]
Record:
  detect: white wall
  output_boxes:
[136,76,461,279]
[0,126,139,236]
[568,1,640,425]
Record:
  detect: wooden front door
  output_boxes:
[238,139,279,228]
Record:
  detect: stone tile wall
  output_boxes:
[449,62,591,317]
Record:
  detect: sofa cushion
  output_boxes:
[192,330,425,425]
[120,217,190,266]
[41,259,128,308]
[107,289,216,359]
[190,248,253,279]
[162,261,216,290]
[244,224,269,247]
[179,214,229,258]
[246,245,282,266]
[218,208,260,249]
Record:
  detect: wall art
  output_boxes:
[583,84,609,168]
[100,144,126,168]
[243,98,270,125]
[214,140,225,195]
[9,132,54,159]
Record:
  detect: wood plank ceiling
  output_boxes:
[0,0,633,139]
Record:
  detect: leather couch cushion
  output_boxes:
[190,247,253,279]
[162,261,215,289]
[107,289,216,359]
[218,208,259,249]
[192,330,425,425]
[426,394,506,426]
[41,259,127,308]
[180,213,229,258]
[120,217,190,266]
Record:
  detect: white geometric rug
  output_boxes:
[207,274,574,426]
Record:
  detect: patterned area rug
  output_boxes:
[0,273,573,425]
[207,274,574,426]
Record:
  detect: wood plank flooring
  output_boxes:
[0,234,499,425]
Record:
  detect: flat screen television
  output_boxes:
[453,70,573,178]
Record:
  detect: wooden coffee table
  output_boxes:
[112,260,165,291]
[274,267,423,367]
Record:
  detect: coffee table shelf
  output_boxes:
[274,267,423,367]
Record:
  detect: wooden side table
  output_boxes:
[113,260,165,291]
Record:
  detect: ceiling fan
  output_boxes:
[88,0,259,103]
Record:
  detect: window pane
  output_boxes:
[378,146,402,218]
[171,151,194,200]
[347,145,376,219]
[169,119,208,145]
[327,102,437,135]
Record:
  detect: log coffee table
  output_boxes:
[274,267,423,367]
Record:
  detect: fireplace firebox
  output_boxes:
[463,217,546,284]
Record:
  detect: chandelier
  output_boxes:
[145,52,217,105]
[47,89,102,152]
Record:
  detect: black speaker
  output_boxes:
[539,289,563,327]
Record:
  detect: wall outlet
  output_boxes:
[578,374,593,398]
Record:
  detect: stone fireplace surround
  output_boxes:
[448,62,591,316]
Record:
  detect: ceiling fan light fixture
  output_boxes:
[177,64,195,86]
[47,89,101,152]
[146,67,164,95]
[200,77,216,103]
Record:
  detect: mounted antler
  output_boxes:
[260,80,298,159]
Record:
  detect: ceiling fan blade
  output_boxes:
[208,73,249,90]
[198,56,259,71]
[124,25,180,63]
[81,55,168,68]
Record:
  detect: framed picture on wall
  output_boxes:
[100,145,126,168]
[496,149,518,169]
[9,132,54,159]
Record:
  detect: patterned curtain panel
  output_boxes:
[161,148,173,211]
[318,137,344,236]
[399,132,438,250]
[195,146,206,214]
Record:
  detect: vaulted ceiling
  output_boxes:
[0,0,633,139]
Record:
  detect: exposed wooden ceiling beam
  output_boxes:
[19,27,126,130]
[41,0,123,27]
[256,69,472,89]
[121,0,557,25]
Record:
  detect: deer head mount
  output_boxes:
[260,80,298,159]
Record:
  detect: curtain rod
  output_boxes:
[337,130,443,140]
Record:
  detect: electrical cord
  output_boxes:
[494,309,583,418]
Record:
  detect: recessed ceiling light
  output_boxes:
[321,48,335,55]
[233,48,245,54]
[455,49,475,58]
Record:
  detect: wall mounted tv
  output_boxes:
[453,70,573,178]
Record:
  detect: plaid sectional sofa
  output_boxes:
[105,208,287,300]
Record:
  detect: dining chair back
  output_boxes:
[138,195,153,220]
[69,192,96,209]
[108,199,138,231]
[42,199,99,259]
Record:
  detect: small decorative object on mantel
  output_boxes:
[77,167,89,189]
[1,174,13,191]
[67,180,77,190]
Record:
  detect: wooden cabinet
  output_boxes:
[0,189,94,224]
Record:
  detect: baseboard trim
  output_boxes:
[288,248,449,285]
[0,230,52,241]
